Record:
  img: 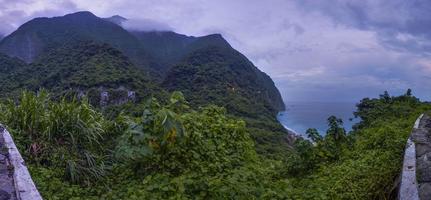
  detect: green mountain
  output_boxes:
[0,52,26,74]
[0,42,159,102]
[131,31,231,68]
[131,30,285,114]
[163,45,284,117]
[0,11,159,75]
[0,53,27,92]
[162,45,288,157]
[0,11,285,113]
[0,11,289,157]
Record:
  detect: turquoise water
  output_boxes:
[277,101,359,137]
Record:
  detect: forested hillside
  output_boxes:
[0,11,290,159]
[0,42,158,99]
[162,45,288,157]
[0,11,157,74]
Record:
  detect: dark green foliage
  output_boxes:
[0,91,289,199]
[115,92,257,177]
[245,117,293,160]
[162,46,290,157]
[282,90,431,199]
[0,42,162,103]
[163,46,284,118]
[132,31,231,69]
[2,88,429,199]
[0,52,26,73]
[0,11,158,74]
[102,93,288,199]
[0,91,109,185]
[306,128,322,142]
[0,53,27,96]
[0,11,288,160]
[353,89,420,129]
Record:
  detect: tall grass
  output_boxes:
[0,90,108,185]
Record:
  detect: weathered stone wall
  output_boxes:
[412,114,431,199]
[0,128,17,200]
[399,114,431,200]
[0,125,42,200]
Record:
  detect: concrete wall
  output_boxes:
[399,114,431,200]
[0,125,42,200]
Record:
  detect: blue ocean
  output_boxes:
[277,101,359,137]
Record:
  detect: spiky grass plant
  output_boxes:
[0,90,108,185]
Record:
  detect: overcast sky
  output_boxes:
[1,0,431,102]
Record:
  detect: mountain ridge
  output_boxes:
[0,11,284,111]
[0,11,159,76]
[0,11,288,157]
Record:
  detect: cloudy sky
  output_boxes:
[1,0,431,102]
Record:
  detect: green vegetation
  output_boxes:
[0,91,286,199]
[281,90,430,199]
[163,46,289,159]
[0,40,290,161]
[0,89,427,199]
[0,11,428,199]
[163,46,284,118]
[0,42,160,101]
[0,11,157,73]
[0,91,110,185]
[0,11,290,161]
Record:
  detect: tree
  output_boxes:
[326,116,346,143]
[379,91,391,103]
[314,116,347,161]
[406,88,412,96]
[306,128,322,143]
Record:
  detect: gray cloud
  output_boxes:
[294,0,431,55]
[1,0,431,102]
[0,0,78,35]
[122,18,172,32]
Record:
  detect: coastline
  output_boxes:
[277,112,303,140]
[277,101,358,138]
[281,123,301,136]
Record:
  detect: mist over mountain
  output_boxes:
[104,15,172,32]
[104,15,127,25]
[0,11,159,75]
